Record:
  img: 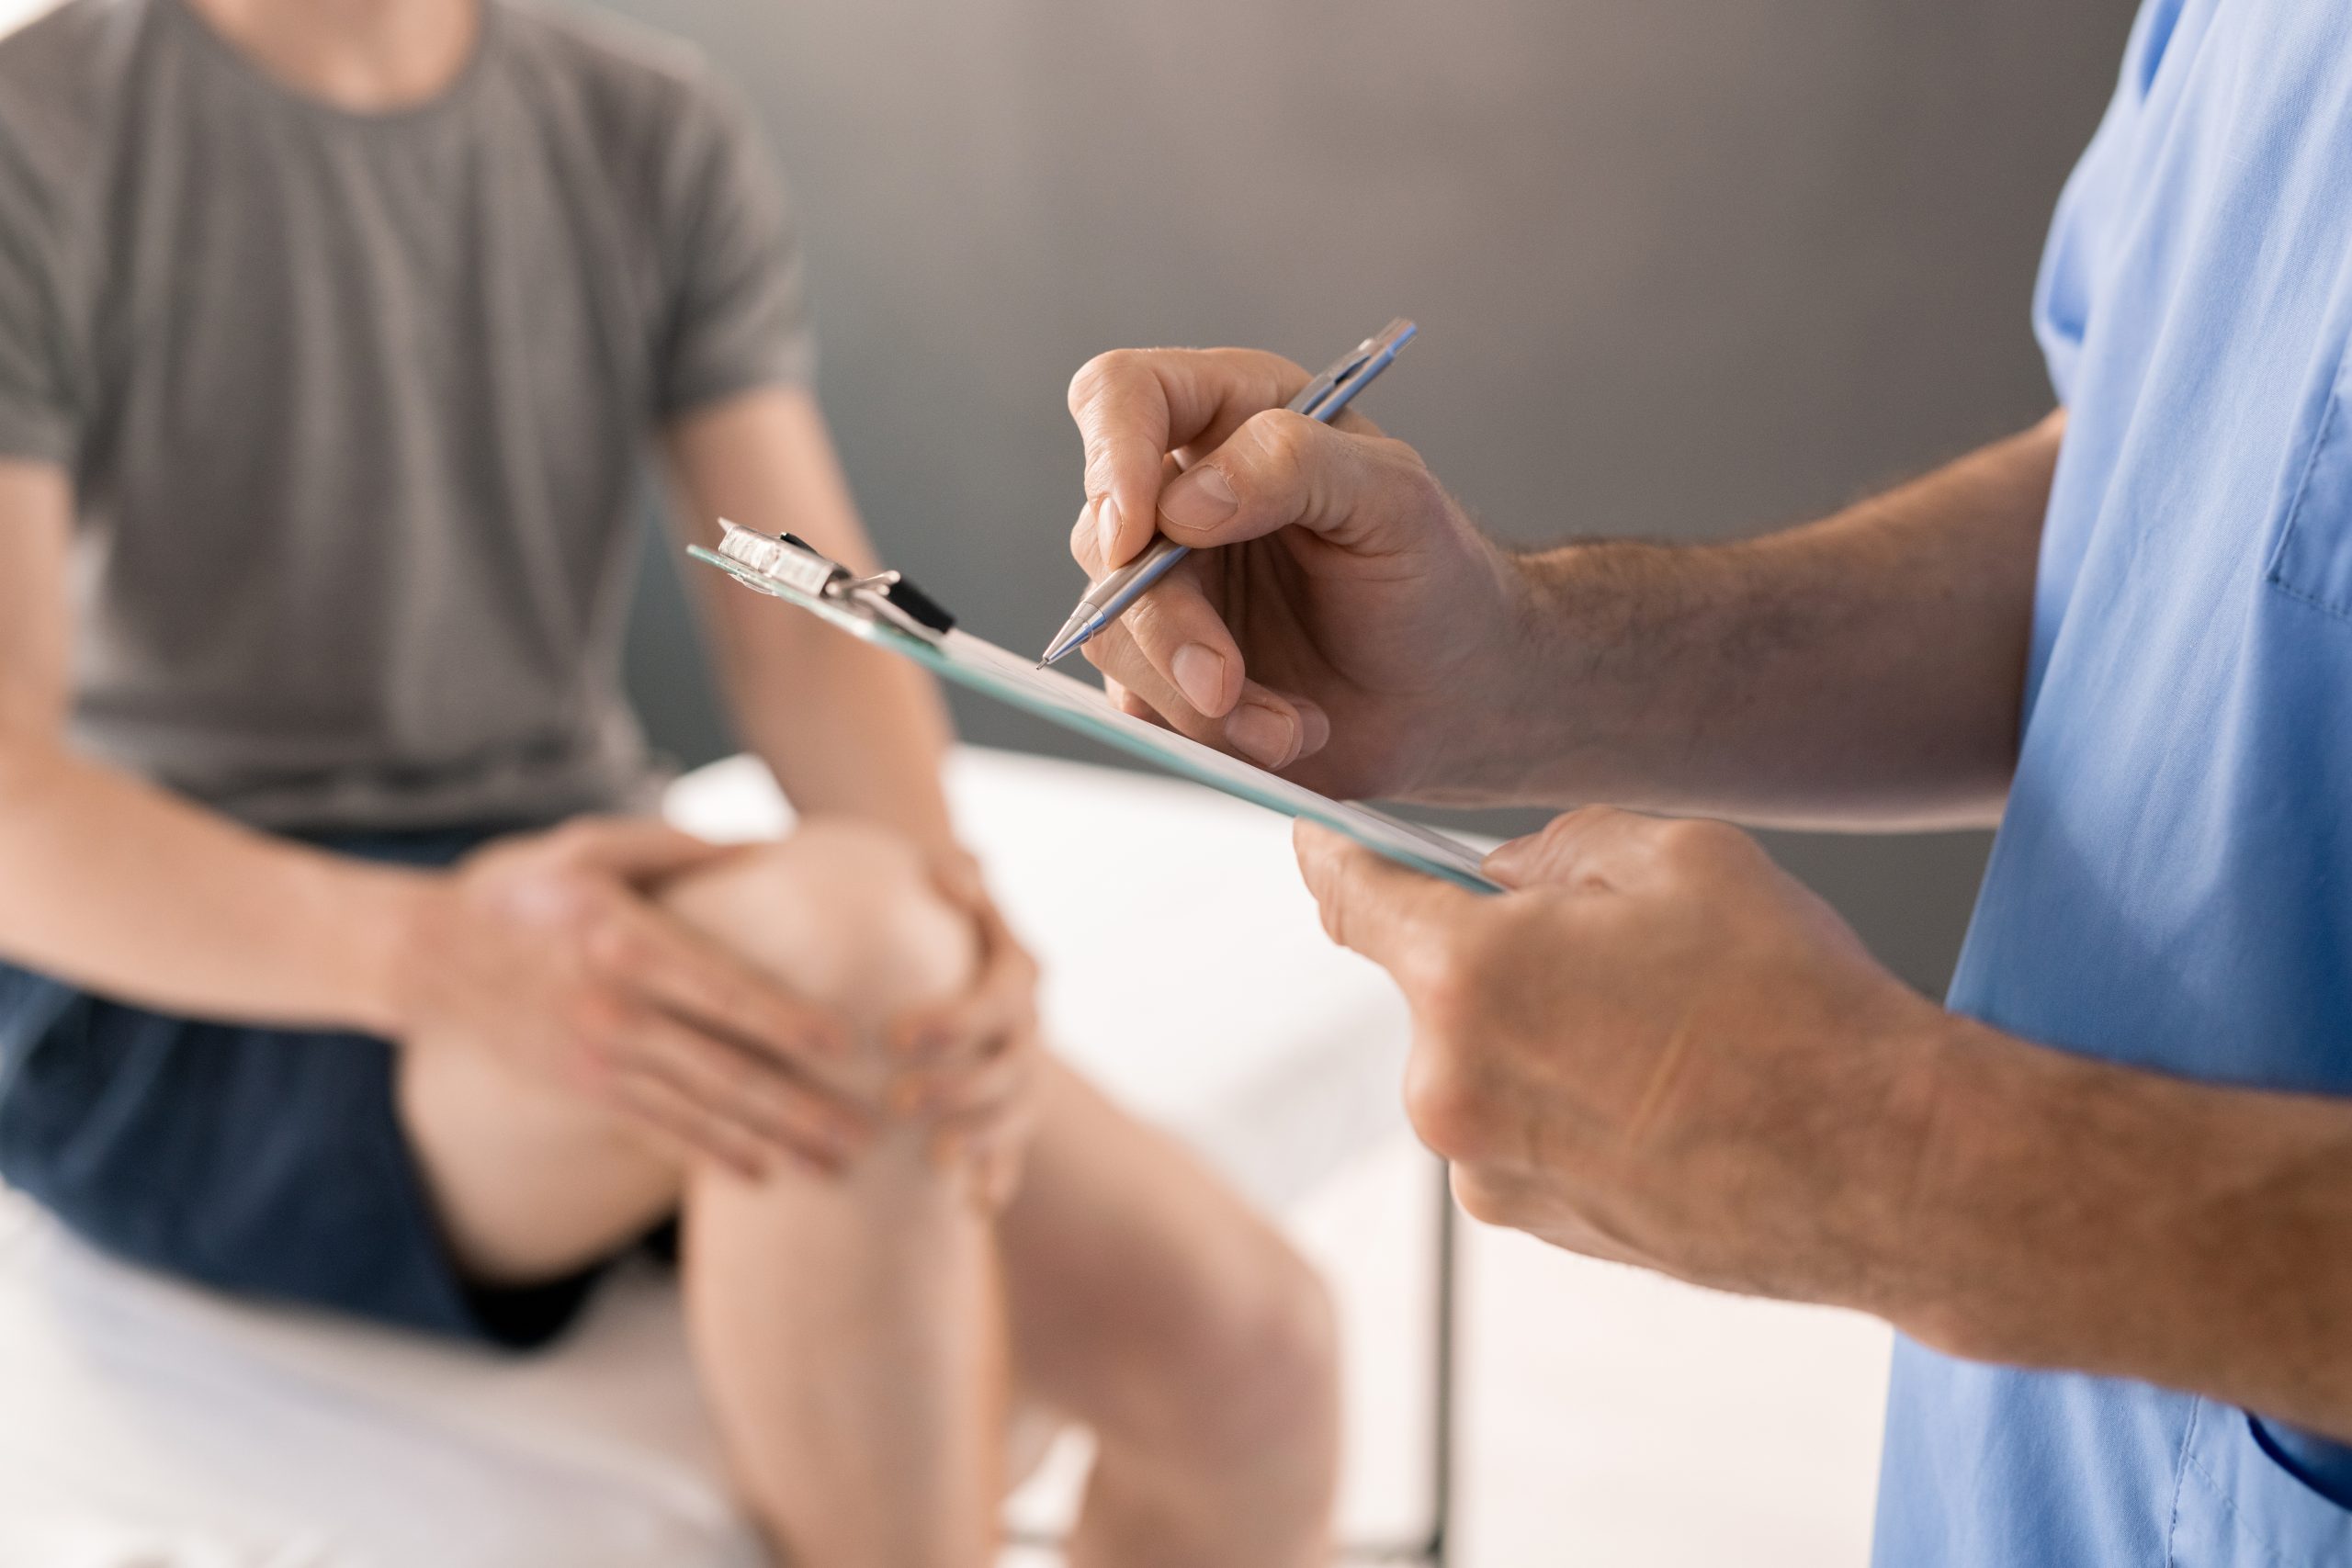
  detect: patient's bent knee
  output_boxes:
[659,819,978,1046]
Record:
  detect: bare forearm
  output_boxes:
[1479,412,2061,829]
[0,744,424,1032]
[1894,1017,2352,1438]
[723,616,959,856]
[668,387,961,859]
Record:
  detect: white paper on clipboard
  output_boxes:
[687,543,1502,894]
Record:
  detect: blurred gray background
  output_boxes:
[604,0,2139,996]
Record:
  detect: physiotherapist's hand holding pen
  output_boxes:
[1065,343,2352,1444]
[1065,346,1533,794]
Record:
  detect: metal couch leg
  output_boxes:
[1429,1157,1457,1567]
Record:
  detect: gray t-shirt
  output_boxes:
[0,0,813,829]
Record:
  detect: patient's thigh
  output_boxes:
[397,1029,684,1287]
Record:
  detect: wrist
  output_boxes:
[1443,541,1668,806]
[1838,1006,2006,1348]
[1862,1011,2208,1373]
[336,862,442,1041]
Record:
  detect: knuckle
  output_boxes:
[1402,925,1488,1029]
[582,912,646,973]
[1242,407,1315,468]
[1376,438,1442,501]
[1067,350,1138,415]
[1654,815,1721,849]
[1373,433,1432,474]
[567,988,631,1047]
[1555,804,1620,838]
[1403,1045,1490,1160]
[1119,582,1176,643]
[1107,682,1159,721]
[517,866,603,934]
[1532,807,1628,887]
[1656,815,1747,868]
[1084,626,1148,684]
[1451,1169,1512,1227]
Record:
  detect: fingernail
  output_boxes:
[1160,465,1238,532]
[1295,697,1331,757]
[1171,643,1227,715]
[1095,495,1122,565]
[1225,700,1297,768]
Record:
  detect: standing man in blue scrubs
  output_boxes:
[1061,0,2352,1560]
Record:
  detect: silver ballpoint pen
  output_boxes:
[1037,318,1418,668]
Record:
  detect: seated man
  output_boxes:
[0,1,1337,1563]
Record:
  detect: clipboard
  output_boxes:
[689,522,1503,894]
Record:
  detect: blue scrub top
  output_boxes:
[1872,1,2352,1562]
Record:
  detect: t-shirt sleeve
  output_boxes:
[2032,0,2184,406]
[653,78,816,419]
[0,141,78,467]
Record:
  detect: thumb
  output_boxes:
[1157,410,1438,558]
[1482,806,1651,890]
[1295,820,1481,975]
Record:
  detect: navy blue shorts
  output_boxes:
[0,826,643,1349]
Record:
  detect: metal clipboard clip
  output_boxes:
[696,519,957,641]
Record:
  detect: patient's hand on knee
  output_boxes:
[390,818,879,1184]
[661,819,1043,1208]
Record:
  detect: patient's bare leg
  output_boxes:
[1003,1062,1341,1567]
[398,815,1338,1565]
[663,821,1001,1568]
[401,818,1001,1564]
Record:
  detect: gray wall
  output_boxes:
[614,0,2139,996]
